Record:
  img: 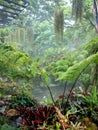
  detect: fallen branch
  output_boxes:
[54,106,70,130]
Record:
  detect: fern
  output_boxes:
[40,68,50,86]
[0,42,32,79]
[56,52,98,82]
[29,59,40,77]
[85,37,98,55]
[0,124,16,130]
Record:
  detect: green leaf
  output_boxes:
[57,53,98,82]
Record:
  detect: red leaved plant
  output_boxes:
[17,105,57,129]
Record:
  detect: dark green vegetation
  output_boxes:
[0,0,98,130]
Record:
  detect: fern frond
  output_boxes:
[85,37,98,55]
[56,53,98,82]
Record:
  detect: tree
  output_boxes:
[54,7,64,44]
[72,0,98,33]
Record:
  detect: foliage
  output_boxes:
[0,124,16,130]
[17,105,57,130]
[0,82,17,96]
[10,93,37,108]
[67,122,83,130]
[41,96,54,105]
[85,37,98,55]
[43,47,67,64]
[76,86,98,109]
[0,115,19,130]
[72,0,94,23]
[56,52,98,82]
[3,0,96,59]
[71,86,98,125]
[79,73,91,90]
[39,68,50,86]
[72,0,83,21]
[53,37,98,85]
[0,28,11,43]
[80,117,97,130]
[1,1,98,129]
[28,58,40,77]
[0,42,32,80]
[0,115,9,125]
[31,20,55,57]
[39,67,56,104]
[50,52,76,75]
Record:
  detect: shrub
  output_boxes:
[10,93,38,108]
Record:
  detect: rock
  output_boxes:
[0,100,5,106]
[0,100,6,114]
[0,106,6,113]
[6,109,19,117]
[15,117,23,127]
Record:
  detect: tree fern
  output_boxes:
[85,37,98,55]
[29,59,40,77]
[0,42,32,79]
[56,52,98,82]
